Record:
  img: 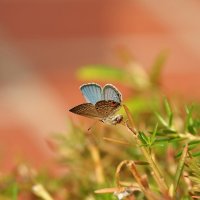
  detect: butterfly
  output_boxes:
[69,83,123,125]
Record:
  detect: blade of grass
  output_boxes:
[155,112,168,127]
[173,144,188,195]
[150,123,158,145]
[191,152,200,157]
[164,98,172,117]
[138,131,149,145]
[188,140,200,145]
[164,98,173,127]
[185,105,196,134]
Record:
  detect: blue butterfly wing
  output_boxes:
[80,83,103,105]
[103,84,122,103]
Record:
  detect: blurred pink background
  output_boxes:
[0,0,200,171]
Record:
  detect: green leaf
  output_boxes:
[155,138,171,143]
[191,152,200,157]
[77,65,125,81]
[150,50,168,85]
[164,98,172,117]
[173,144,188,194]
[193,119,200,129]
[175,151,182,158]
[138,131,149,145]
[185,105,196,134]
[125,97,158,117]
[158,129,177,135]
[188,140,200,146]
[155,112,168,127]
[150,123,158,145]
[169,137,185,143]
[164,98,173,127]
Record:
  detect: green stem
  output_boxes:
[137,137,168,193]
[123,105,169,195]
[127,124,169,196]
[178,133,200,141]
[173,144,188,196]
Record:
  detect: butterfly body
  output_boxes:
[69,83,123,125]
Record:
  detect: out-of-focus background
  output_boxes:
[0,0,200,171]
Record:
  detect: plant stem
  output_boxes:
[139,140,168,192]
[178,133,200,141]
[128,161,159,200]
[115,160,160,200]
[173,144,188,196]
[88,143,105,184]
[123,105,169,196]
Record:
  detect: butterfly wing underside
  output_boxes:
[103,84,122,103]
[80,83,103,105]
[69,103,101,119]
[95,100,121,118]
